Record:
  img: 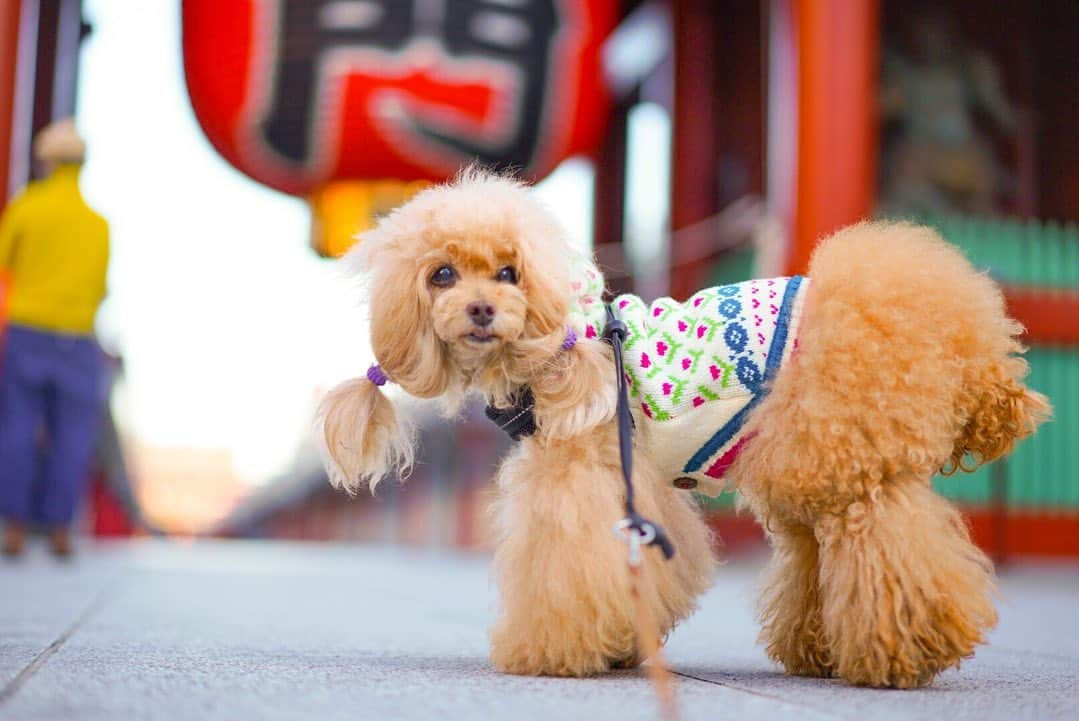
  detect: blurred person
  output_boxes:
[0,119,110,558]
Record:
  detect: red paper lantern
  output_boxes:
[181,0,617,196]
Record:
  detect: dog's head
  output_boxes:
[320,169,615,493]
[352,169,575,402]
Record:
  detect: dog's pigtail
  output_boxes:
[317,365,414,494]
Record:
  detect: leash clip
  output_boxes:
[613,518,656,567]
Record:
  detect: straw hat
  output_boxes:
[33,118,86,164]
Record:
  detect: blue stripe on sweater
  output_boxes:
[683,275,804,473]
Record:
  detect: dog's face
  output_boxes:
[352,171,572,399]
[425,236,528,365]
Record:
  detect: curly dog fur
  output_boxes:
[318,170,1048,687]
[732,222,1050,687]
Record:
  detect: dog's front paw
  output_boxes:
[489,622,626,677]
[608,653,643,670]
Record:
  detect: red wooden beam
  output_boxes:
[966,510,1079,560]
[707,508,1079,559]
[1005,286,1079,345]
[0,0,23,206]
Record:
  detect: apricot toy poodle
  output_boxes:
[318,170,1049,688]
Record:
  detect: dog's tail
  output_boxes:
[317,376,414,494]
[944,355,1051,475]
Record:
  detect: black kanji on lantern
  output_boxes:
[259,0,561,170]
[410,0,559,169]
[261,0,413,164]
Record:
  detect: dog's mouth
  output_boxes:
[464,329,499,344]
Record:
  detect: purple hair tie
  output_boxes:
[366,364,389,386]
[561,327,578,352]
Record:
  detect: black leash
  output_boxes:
[483,306,675,560]
[601,304,675,561]
[602,303,681,721]
[485,305,681,717]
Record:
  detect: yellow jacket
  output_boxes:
[0,165,109,335]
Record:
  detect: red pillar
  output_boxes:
[0,0,24,206]
[778,0,880,275]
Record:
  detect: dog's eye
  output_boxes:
[495,266,517,284]
[430,265,457,287]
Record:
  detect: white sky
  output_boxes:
[76,0,668,484]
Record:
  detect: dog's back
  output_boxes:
[804,220,1050,476]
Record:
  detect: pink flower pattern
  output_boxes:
[566,258,809,486]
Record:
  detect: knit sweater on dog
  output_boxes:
[567,262,810,497]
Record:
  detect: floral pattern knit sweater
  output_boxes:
[568,260,810,497]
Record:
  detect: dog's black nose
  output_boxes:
[467,301,495,327]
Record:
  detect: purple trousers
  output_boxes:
[0,324,104,526]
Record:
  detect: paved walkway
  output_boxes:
[1,540,1076,721]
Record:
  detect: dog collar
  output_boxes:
[485,326,578,440]
[485,387,538,440]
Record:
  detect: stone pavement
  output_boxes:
[0,539,1076,721]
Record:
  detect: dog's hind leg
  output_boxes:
[728,221,1036,687]
[756,521,835,678]
[741,446,998,688]
[813,480,997,688]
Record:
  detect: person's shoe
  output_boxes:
[2,523,26,558]
[48,528,74,559]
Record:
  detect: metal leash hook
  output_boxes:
[613,517,681,721]
[603,305,681,721]
[613,518,656,567]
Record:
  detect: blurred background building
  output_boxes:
[1,0,1076,559]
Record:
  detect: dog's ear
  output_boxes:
[515,224,573,339]
[317,376,414,494]
[317,223,438,495]
[520,260,569,339]
[532,339,618,439]
[356,228,452,399]
[369,268,450,398]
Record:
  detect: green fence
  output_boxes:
[933,346,1078,508]
[923,215,1079,289]
[702,215,1079,512]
